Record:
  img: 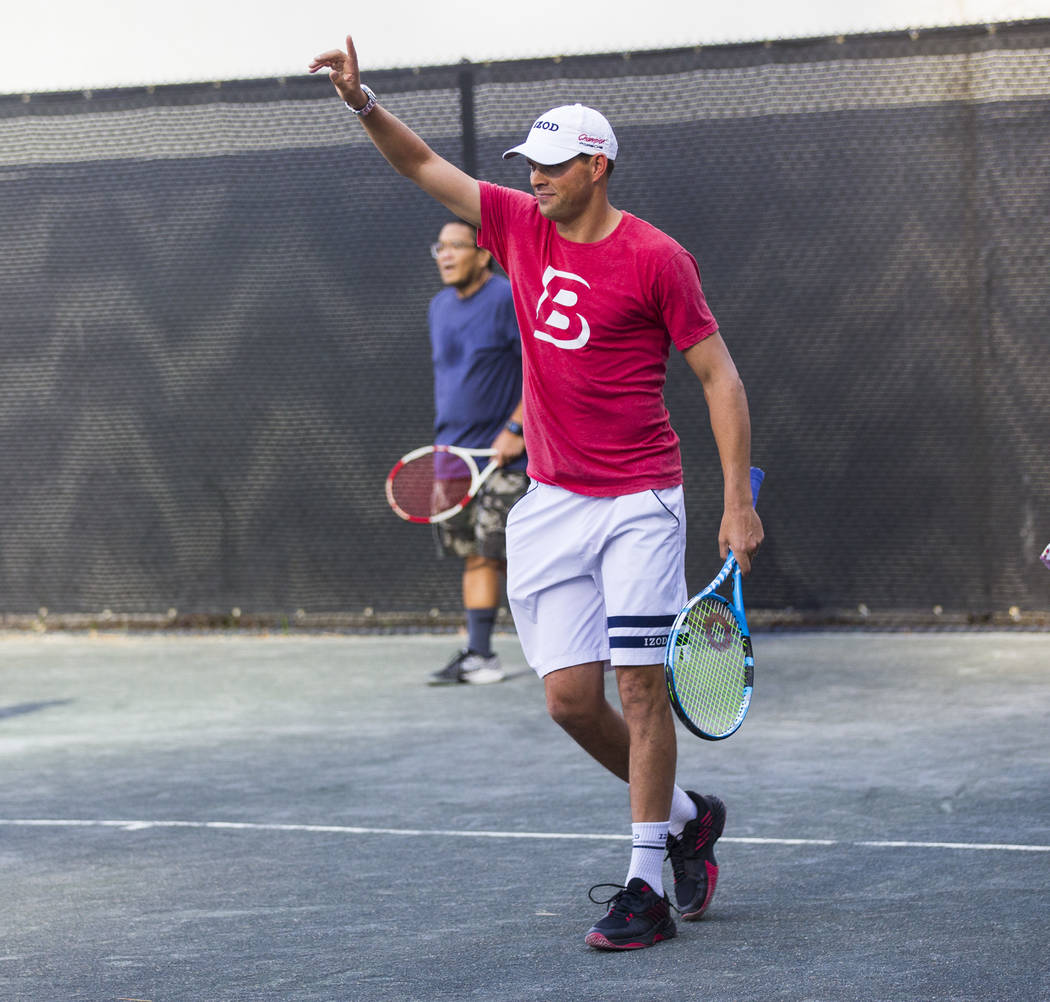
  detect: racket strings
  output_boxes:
[389,453,472,520]
[670,598,748,735]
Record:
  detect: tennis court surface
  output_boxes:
[2,630,1047,1001]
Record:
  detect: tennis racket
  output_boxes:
[385,445,499,524]
[664,466,764,741]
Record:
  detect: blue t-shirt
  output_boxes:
[429,273,526,472]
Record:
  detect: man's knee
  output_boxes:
[616,665,671,720]
[546,687,590,731]
[544,666,604,731]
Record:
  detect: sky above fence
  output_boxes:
[6,0,1049,95]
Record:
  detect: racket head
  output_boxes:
[385,446,479,524]
[664,590,753,741]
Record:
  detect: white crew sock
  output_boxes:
[668,785,699,837]
[625,821,669,896]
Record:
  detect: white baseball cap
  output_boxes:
[502,104,618,165]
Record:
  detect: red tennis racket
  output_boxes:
[385,445,499,524]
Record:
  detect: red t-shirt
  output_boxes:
[478,181,719,496]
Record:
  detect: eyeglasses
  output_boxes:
[430,241,477,258]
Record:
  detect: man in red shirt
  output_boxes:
[311,36,764,951]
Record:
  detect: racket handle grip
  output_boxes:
[749,466,764,507]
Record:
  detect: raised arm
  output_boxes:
[309,35,481,226]
[682,333,764,574]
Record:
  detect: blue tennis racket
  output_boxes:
[665,467,764,741]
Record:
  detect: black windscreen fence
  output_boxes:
[1,22,1048,627]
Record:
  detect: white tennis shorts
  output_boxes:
[505,481,688,677]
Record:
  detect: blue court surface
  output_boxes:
[1,630,1047,1001]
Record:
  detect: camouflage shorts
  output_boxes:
[434,469,530,561]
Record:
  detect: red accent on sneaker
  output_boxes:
[584,930,673,950]
[694,810,714,851]
[699,861,719,913]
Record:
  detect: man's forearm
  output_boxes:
[309,35,480,223]
[705,374,754,509]
[683,335,754,508]
[356,105,436,181]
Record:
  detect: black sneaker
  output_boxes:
[584,878,677,950]
[429,649,470,685]
[666,792,726,920]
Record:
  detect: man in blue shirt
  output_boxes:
[427,221,528,685]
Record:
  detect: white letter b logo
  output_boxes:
[533,266,591,350]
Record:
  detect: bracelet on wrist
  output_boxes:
[345,84,378,117]
[505,420,524,436]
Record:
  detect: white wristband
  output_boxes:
[345,85,378,117]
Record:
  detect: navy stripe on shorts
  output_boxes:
[608,614,675,649]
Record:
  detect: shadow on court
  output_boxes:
[0,699,74,721]
[1,630,1047,1001]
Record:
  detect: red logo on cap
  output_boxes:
[578,133,607,149]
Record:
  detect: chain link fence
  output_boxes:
[1,21,1048,628]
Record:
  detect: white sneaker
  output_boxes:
[429,649,505,685]
[459,651,505,684]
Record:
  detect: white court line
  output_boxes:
[1,819,1048,853]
